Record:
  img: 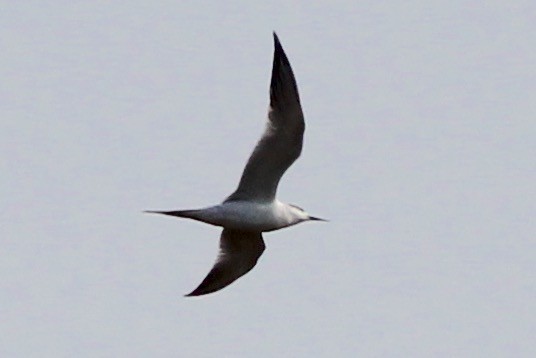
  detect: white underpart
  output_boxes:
[191,200,309,232]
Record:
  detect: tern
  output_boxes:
[146,33,326,296]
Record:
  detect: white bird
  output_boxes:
[146,33,326,296]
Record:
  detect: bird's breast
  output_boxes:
[209,201,289,232]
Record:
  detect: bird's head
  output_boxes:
[288,204,328,223]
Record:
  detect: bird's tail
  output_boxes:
[143,209,202,220]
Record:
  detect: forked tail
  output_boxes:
[144,209,202,220]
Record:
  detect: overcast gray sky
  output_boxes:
[1,1,535,357]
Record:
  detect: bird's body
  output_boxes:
[147,33,325,296]
[148,200,309,232]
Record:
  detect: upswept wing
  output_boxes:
[225,32,305,203]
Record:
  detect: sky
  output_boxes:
[1,1,535,357]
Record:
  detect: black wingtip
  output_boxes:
[273,31,279,44]
[269,32,301,108]
[272,32,284,58]
[184,288,211,297]
[184,281,220,297]
[184,286,201,297]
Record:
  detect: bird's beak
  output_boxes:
[309,216,328,222]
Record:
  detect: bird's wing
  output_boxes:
[225,32,305,203]
[185,229,265,297]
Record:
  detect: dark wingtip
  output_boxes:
[272,31,284,59]
[184,287,200,297]
[184,280,221,297]
[273,31,280,46]
[270,31,301,108]
[184,287,210,297]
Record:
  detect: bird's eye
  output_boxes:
[289,204,304,211]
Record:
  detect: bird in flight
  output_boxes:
[146,33,326,296]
